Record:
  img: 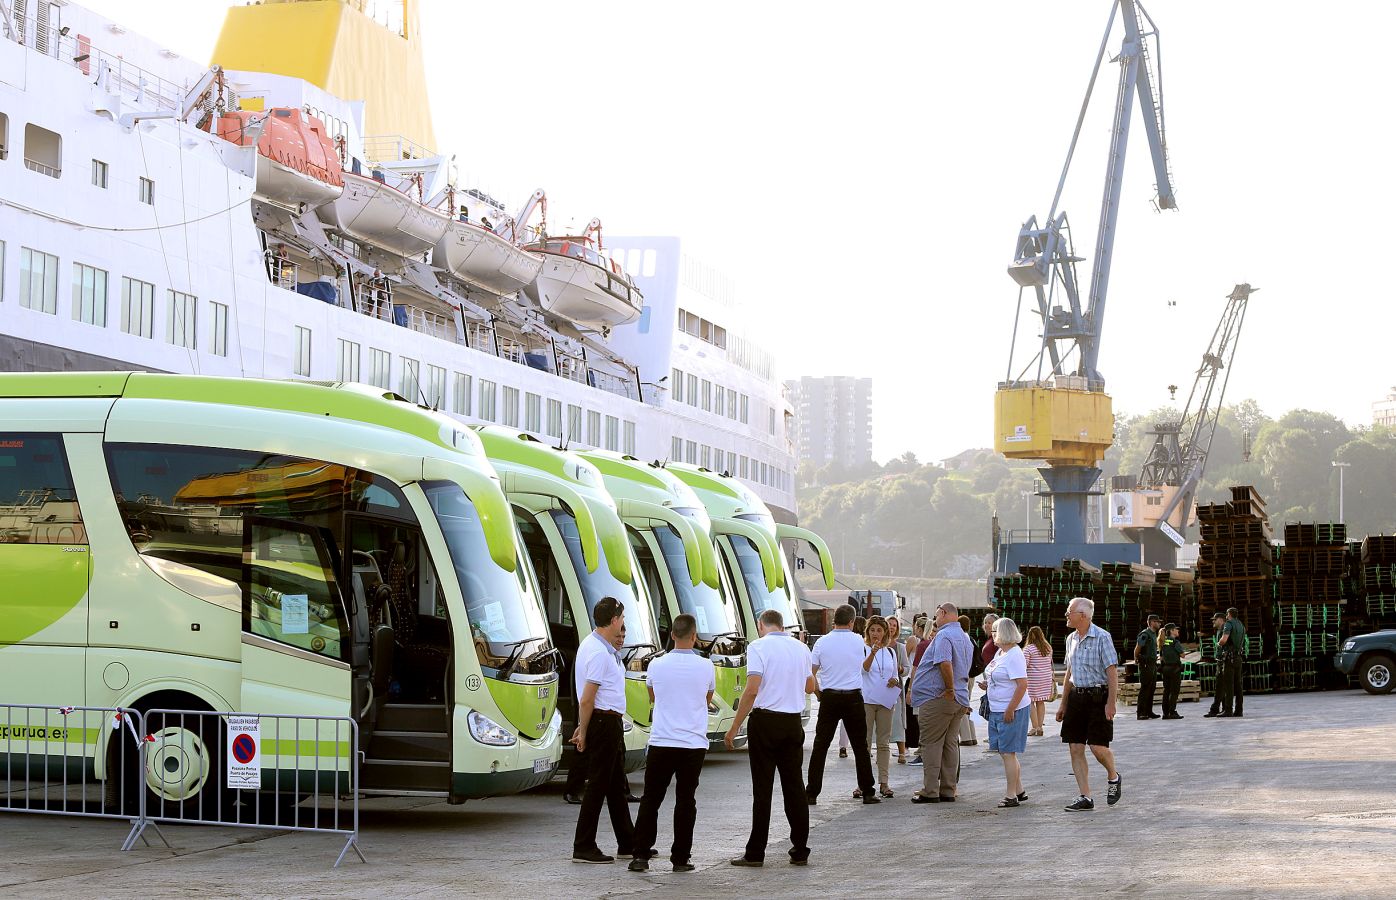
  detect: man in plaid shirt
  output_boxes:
[1055,597,1122,811]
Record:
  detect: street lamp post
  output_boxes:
[1021,490,1032,539]
[1332,460,1351,524]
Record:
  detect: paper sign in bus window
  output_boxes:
[281,594,310,634]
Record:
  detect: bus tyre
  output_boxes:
[143,711,231,821]
[1359,654,1395,695]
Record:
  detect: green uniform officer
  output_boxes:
[1133,614,1161,720]
[1221,609,1246,717]
[1205,613,1229,717]
[1158,624,1184,719]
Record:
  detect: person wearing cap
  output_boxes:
[1133,614,1162,721]
[1205,612,1230,718]
[1158,623,1185,719]
[570,597,636,865]
[1220,607,1247,718]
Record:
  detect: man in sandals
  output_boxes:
[1056,597,1122,811]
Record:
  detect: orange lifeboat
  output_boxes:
[218,108,345,211]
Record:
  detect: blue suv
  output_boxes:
[1335,630,1396,694]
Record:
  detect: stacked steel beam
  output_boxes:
[1195,485,1274,693]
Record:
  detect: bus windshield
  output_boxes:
[424,481,552,671]
[654,525,738,639]
[551,509,658,652]
[727,534,800,629]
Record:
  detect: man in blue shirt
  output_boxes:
[909,603,974,803]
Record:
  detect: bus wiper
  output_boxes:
[623,642,660,666]
[705,631,747,652]
[499,636,546,677]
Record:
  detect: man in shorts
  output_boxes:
[1055,597,1122,811]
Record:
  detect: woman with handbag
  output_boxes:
[1023,626,1055,736]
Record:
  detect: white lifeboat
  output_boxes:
[523,229,643,331]
[217,108,344,211]
[321,171,450,258]
[433,218,543,298]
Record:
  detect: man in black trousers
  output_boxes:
[1134,614,1162,720]
[571,597,635,864]
[805,604,879,805]
[725,608,816,867]
[629,614,714,874]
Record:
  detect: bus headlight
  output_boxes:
[467,710,517,746]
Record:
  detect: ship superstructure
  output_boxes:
[0,0,797,516]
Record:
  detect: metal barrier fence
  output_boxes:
[1,705,365,867]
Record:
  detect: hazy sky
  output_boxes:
[84,0,1395,463]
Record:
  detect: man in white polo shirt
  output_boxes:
[805,603,879,805]
[571,597,636,865]
[628,613,715,874]
[725,608,816,867]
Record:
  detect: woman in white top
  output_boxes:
[981,617,1031,808]
[859,615,901,799]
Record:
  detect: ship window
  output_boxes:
[546,398,562,437]
[740,394,750,424]
[605,416,619,452]
[727,451,737,474]
[727,388,738,419]
[701,380,712,412]
[586,410,601,446]
[22,124,61,178]
[502,386,520,428]
[400,357,420,400]
[212,302,230,357]
[700,446,711,469]
[671,368,684,403]
[91,159,108,188]
[685,440,697,464]
[19,247,59,314]
[139,176,154,205]
[740,456,749,479]
[567,404,582,442]
[338,339,360,381]
[293,326,312,376]
[71,262,108,326]
[686,374,698,407]
[714,387,726,418]
[121,277,155,338]
[427,365,447,410]
[642,249,656,278]
[168,290,198,349]
[0,112,8,160]
[368,348,391,389]
[478,379,498,422]
[671,437,682,461]
[525,392,542,433]
[452,372,472,416]
[623,421,636,456]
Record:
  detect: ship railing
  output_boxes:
[401,306,458,344]
[496,339,526,366]
[466,323,495,354]
[362,134,439,165]
[268,257,299,291]
[354,287,394,323]
[557,357,588,385]
[22,158,60,178]
[589,370,639,401]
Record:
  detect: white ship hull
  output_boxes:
[433,222,544,298]
[254,154,343,212]
[320,172,448,257]
[526,254,643,330]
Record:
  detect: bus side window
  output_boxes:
[245,517,349,662]
[0,434,86,545]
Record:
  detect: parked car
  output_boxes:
[1335,629,1396,694]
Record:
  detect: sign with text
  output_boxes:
[226,715,261,790]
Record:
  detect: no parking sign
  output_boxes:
[227,715,261,790]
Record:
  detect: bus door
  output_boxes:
[240,517,352,719]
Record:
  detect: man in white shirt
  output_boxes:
[805,604,878,805]
[571,597,636,864]
[628,614,715,874]
[725,608,816,867]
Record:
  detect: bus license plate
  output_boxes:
[533,757,551,774]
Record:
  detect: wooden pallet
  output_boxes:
[1117,680,1201,705]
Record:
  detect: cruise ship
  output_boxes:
[0,0,798,519]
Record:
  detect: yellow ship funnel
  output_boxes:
[211,0,437,152]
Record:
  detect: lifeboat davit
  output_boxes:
[320,171,450,258]
[433,219,544,298]
[523,236,643,331]
[218,108,343,211]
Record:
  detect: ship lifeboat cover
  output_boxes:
[218,108,344,189]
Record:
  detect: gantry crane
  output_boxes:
[994,0,1176,572]
[1111,284,1255,567]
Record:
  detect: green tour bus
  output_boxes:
[666,464,835,722]
[0,373,563,812]
[579,452,748,749]
[472,427,665,774]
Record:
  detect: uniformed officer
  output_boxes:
[629,614,715,874]
[726,608,816,867]
[1205,612,1230,718]
[1158,623,1184,719]
[571,597,636,865]
[1221,607,1246,717]
[1133,614,1162,720]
